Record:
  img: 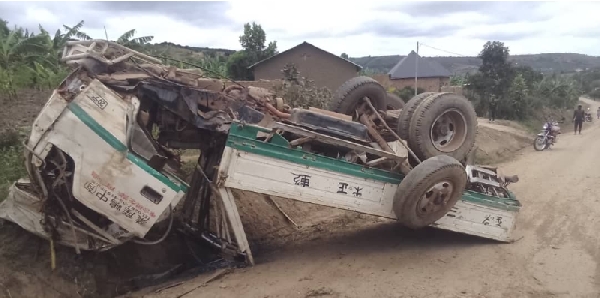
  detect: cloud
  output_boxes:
[1,1,600,58]
[377,1,549,24]
[88,1,236,29]
[459,22,546,41]
[358,22,464,39]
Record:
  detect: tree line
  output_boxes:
[1,18,595,124]
[461,41,585,121]
[0,19,279,100]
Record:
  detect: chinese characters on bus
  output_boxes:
[483,215,503,227]
[85,171,156,226]
[291,172,363,197]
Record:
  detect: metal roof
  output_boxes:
[387,50,451,79]
[248,41,363,71]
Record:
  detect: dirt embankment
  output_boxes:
[230,118,534,253]
[475,119,533,164]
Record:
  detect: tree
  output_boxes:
[340,53,349,59]
[450,75,466,86]
[38,20,90,65]
[239,22,277,62]
[273,63,331,109]
[0,19,8,37]
[116,29,154,49]
[466,41,517,118]
[227,22,277,80]
[392,86,425,102]
[505,73,530,119]
[478,41,514,98]
[513,65,543,89]
[62,20,91,41]
[359,67,376,77]
[226,51,253,80]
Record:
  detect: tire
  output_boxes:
[533,136,546,151]
[396,92,436,141]
[393,155,467,229]
[330,76,387,116]
[407,93,477,162]
[386,92,405,110]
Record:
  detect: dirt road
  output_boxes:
[136,99,600,298]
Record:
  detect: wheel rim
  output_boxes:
[534,137,546,149]
[429,109,468,152]
[416,180,455,217]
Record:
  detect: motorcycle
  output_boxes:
[534,119,562,151]
[585,112,593,122]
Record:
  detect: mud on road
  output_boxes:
[131,98,600,298]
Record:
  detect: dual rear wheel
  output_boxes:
[331,77,477,228]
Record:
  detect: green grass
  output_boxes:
[0,130,27,201]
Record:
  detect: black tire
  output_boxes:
[533,136,546,151]
[396,92,435,141]
[330,76,387,116]
[386,92,405,110]
[393,155,467,228]
[408,93,477,162]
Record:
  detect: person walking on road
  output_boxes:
[573,105,585,135]
[488,96,497,123]
[596,107,600,119]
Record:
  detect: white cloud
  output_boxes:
[3,1,600,58]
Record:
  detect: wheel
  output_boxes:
[396,92,435,141]
[330,76,387,117]
[385,92,405,110]
[407,93,477,162]
[393,155,467,228]
[533,136,547,151]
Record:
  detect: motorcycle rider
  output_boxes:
[573,105,585,135]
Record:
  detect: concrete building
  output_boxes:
[373,50,452,92]
[248,42,363,92]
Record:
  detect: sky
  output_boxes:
[2,1,600,58]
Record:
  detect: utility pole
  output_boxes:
[415,41,419,96]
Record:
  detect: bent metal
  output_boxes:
[0,40,521,266]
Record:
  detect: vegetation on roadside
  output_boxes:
[388,86,426,102]
[350,53,600,76]
[464,41,582,123]
[272,63,331,109]
[574,68,600,99]
[0,129,27,201]
[0,18,281,99]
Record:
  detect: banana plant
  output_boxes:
[29,61,67,90]
[116,29,154,50]
[0,29,48,70]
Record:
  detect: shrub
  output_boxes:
[272,63,332,109]
[0,129,27,201]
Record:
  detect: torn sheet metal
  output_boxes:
[0,180,126,251]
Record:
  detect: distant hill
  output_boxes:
[145,42,236,60]
[349,53,600,76]
[145,42,600,75]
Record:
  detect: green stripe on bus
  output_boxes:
[67,103,187,192]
